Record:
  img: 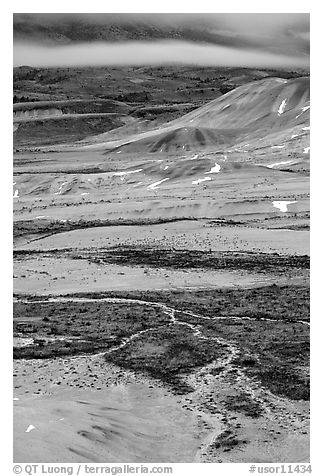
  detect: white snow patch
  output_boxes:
[147,178,169,190]
[303,147,310,154]
[192,177,211,185]
[271,145,285,149]
[116,151,121,154]
[14,337,33,347]
[278,99,287,116]
[266,160,294,169]
[190,154,199,160]
[205,163,221,174]
[81,193,89,196]
[164,165,169,170]
[272,201,297,212]
[296,105,310,119]
[291,134,298,139]
[221,104,230,111]
[35,215,47,219]
[54,182,67,195]
[302,126,310,131]
[25,425,36,433]
[13,182,16,186]
[13,190,19,198]
[113,169,142,177]
[13,397,19,401]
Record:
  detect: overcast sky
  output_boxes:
[13,13,310,69]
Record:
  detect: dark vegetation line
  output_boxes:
[13,168,110,175]
[14,285,310,322]
[86,247,310,271]
[13,246,309,274]
[13,217,199,239]
[13,285,310,400]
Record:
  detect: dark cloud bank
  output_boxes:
[13,13,310,69]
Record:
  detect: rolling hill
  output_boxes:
[78,76,309,163]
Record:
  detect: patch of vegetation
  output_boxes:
[13,285,310,400]
[104,325,227,394]
[13,65,307,107]
[16,247,308,276]
[85,247,310,273]
[14,116,125,147]
[223,392,264,418]
[211,429,249,451]
[255,367,310,401]
[13,301,168,359]
[13,218,198,240]
[67,285,309,323]
[220,319,310,400]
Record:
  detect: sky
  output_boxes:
[13,13,310,69]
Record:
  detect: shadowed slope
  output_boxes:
[79,77,309,155]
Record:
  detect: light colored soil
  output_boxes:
[13,149,309,227]
[13,349,309,463]
[17,221,310,256]
[13,82,310,464]
[14,383,204,463]
[13,257,308,295]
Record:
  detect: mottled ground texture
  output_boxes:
[13,66,309,463]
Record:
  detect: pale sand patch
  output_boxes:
[14,385,203,463]
[13,258,308,295]
[13,351,309,463]
[17,221,310,256]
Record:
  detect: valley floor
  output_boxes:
[13,83,310,462]
[14,289,309,463]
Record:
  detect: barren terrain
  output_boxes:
[13,65,310,463]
